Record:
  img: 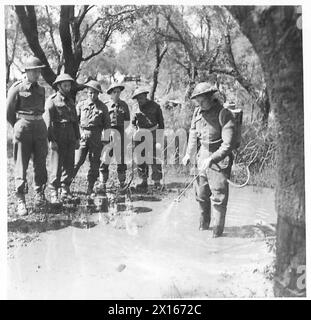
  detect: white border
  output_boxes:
[0,0,310,300]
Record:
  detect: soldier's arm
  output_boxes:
[157,104,165,129]
[185,109,198,158]
[102,104,111,130]
[210,109,235,163]
[123,102,131,128]
[131,113,138,130]
[6,84,19,127]
[72,105,81,140]
[43,98,56,142]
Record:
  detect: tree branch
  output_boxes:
[82,25,113,61]
[15,5,56,85]
[45,6,60,64]
[59,5,75,77]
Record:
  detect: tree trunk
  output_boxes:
[228,6,305,297]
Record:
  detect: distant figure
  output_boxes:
[131,87,164,192]
[73,80,111,196]
[100,83,130,192]
[44,74,80,205]
[182,81,236,237]
[6,56,48,216]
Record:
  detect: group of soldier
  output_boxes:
[7,56,237,238]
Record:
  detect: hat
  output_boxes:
[53,73,75,86]
[132,87,149,99]
[107,82,125,94]
[24,57,45,71]
[190,81,218,100]
[85,80,102,93]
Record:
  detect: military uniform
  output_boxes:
[100,99,130,185]
[7,78,48,212]
[74,97,111,193]
[186,97,236,237]
[44,91,80,198]
[132,99,164,184]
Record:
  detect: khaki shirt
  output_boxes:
[107,99,130,130]
[44,91,80,142]
[132,99,164,130]
[77,98,111,130]
[6,79,45,127]
[186,102,236,163]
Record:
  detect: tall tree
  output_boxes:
[228,5,305,297]
[14,5,139,91]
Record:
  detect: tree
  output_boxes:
[156,6,270,122]
[13,5,139,92]
[228,5,305,297]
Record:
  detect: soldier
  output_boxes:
[131,87,164,192]
[73,80,111,196]
[7,57,48,216]
[99,83,130,191]
[182,81,236,237]
[44,74,80,204]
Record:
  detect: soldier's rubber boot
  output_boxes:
[212,205,226,238]
[199,201,211,231]
[135,178,148,193]
[16,193,28,217]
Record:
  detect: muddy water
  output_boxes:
[7,186,276,299]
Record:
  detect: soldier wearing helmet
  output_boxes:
[6,56,48,216]
[72,80,111,196]
[99,82,130,192]
[182,80,236,237]
[43,73,80,205]
[131,87,164,192]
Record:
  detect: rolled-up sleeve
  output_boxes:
[210,108,235,163]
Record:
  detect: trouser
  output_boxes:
[194,151,233,233]
[73,129,102,188]
[49,124,76,192]
[135,131,162,182]
[13,118,48,195]
[100,127,127,183]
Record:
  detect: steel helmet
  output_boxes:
[132,87,149,99]
[24,56,45,71]
[190,81,218,100]
[107,82,125,94]
[53,73,75,86]
[85,80,103,93]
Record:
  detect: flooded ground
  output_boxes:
[7,178,276,299]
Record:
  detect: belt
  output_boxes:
[17,113,43,121]
[82,126,101,131]
[54,122,73,127]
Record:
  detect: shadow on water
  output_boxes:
[222,224,276,238]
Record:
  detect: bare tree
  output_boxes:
[14,5,138,92]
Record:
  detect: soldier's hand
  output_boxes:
[182,154,190,166]
[75,139,80,150]
[50,141,58,151]
[200,157,213,171]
